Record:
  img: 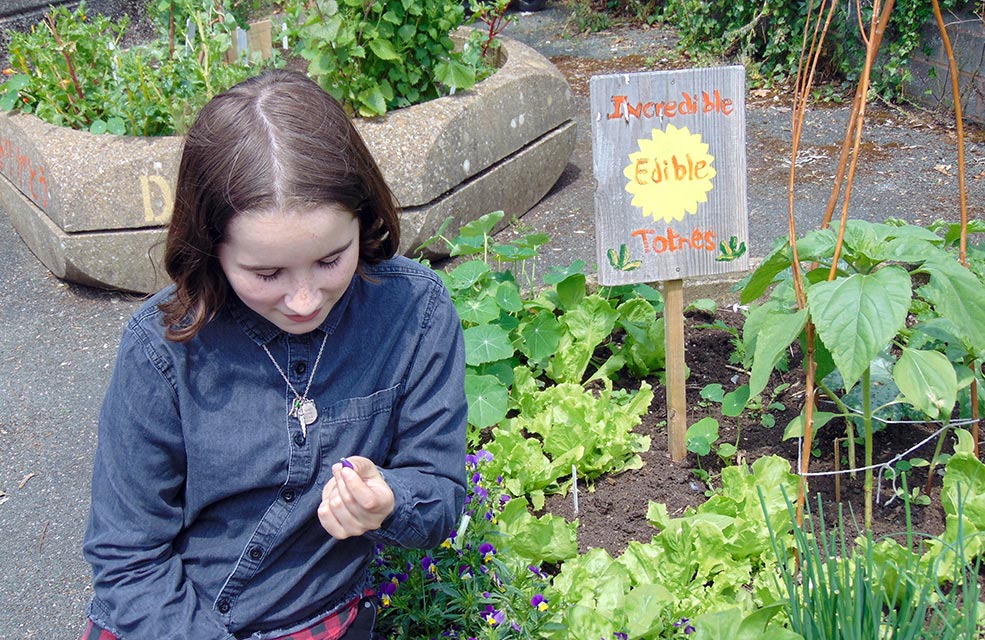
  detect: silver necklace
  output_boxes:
[262,332,329,438]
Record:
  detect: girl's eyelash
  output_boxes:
[254,257,339,281]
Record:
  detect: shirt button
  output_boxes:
[293,432,306,447]
[281,488,297,502]
[217,599,231,614]
[249,546,264,561]
[293,361,307,376]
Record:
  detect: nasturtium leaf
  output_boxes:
[894,347,957,419]
[701,383,725,403]
[463,323,513,366]
[106,116,127,136]
[544,260,587,284]
[722,384,751,417]
[687,298,718,314]
[493,281,523,313]
[454,294,499,325]
[448,259,490,289]
[556,273,587,311]
[489,243,536,261]
[89,119,108,135]
[807,266,911,392]
[464,373,507,428]
[749,307,807,399]
[456,210,504,240]
[687,417,719,456]
[518,312,561,362]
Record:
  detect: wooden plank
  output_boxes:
[664,279,687,461]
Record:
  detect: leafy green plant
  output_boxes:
[659,0,964,99]
[426,211,666,437]
[764,481,983,640]
[1,0,266,135]
[740,219,985,527]
[295,0,497,116]
[372,450,572,638]
[545,455,800,640]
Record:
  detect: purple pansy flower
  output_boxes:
[478,542,496,563]
[482,604,505,626]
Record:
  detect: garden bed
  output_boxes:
[544,308,950,557]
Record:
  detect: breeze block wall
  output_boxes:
[904,10,985,125]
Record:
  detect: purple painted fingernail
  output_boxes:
[340,458,354,470]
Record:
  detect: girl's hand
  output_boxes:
[318,456,395,539]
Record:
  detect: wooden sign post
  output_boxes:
[590,66,749,462]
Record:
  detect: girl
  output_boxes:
[81,69,467,639]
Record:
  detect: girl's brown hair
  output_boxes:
[160,69,400,341]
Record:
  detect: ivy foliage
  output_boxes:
[659,0,965,98]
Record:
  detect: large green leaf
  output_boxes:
[464,373,508,428]
[447,260,490,289]
[919,255,985,356]
[806,267,911,392]
[749,308,807,398]
[563,294,618,346]
[463,323,513,366]
[367,37,401,61]
[454,294,499,325]
[894,348,957,420]
[518,312,561,363]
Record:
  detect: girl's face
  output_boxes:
[218,205,360,334]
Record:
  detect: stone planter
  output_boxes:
[0,32,577,293]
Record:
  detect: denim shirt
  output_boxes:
[83,256,467,639]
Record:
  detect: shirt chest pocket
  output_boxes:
[316,384,401,467]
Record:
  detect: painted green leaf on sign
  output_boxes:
[807,267,911,392]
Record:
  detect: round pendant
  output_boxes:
[299,399,319,426]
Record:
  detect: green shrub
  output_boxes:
[0,0,268,136]
[295,0,501,116]
[659,0,963,98]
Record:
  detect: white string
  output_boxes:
[793,416,982,506]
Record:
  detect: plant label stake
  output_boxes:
[591,66,749,462]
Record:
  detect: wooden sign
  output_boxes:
[591,66,749,286]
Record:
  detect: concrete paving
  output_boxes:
[1,5,982,638]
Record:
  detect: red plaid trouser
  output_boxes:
[79,592,370,640]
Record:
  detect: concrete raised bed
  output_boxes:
[0,32,577,292]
